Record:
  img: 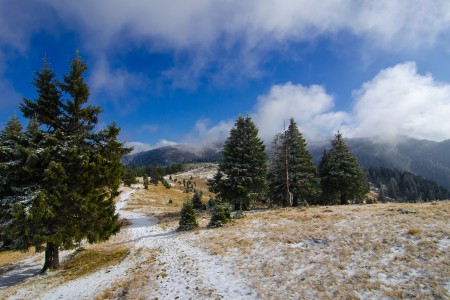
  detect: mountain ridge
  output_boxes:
[123,137,450,190]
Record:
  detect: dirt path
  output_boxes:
[17,187,257,299]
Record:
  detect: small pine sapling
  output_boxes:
[177,201,198,231]
[192,190,206,210]
[207,196,217,208]
[208,203,232,228]
[162,179,171,189]
[143,174,149,189]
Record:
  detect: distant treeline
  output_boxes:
[367,167,450,201]
[123,164,184,186]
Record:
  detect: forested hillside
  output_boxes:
[367,167,450,201]
[309,137,450,190]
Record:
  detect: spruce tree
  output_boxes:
[268,133,289,207]
[318,132,368,205]
[143,173,149,189]
[0,53,130,272]
[0,115,28,249]
[192,190,205,210]
[20,56,62,131]
[269,118,320,207]
[209,116,268,210]
[286,118,321,206]
[177,200,198,231]
[208,202,231,228]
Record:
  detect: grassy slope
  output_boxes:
[1,173,449,299]
[186,201,450,299]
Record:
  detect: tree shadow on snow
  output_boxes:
[118,230,176,245]
[0,264,41,288]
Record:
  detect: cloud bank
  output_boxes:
[195,62,450,144]
[253,83,349,141]
[46,0,450,89]
[1,1,450,95]
[350,62,450,141]
[125,139,177,155]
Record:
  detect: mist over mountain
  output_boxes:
[309,137,450,190]
[123,137,450,190]
[122,144,222,166]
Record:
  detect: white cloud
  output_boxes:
[89,56,146,96]
[0,1,449,96]
[349,61,450,141]
[193,61,450,145]
[253,82,349,141]
[189,83,348,145]
[41,0,450,51]
[188,118,234,146]
[125,139,178,155]
[34,1,450,86]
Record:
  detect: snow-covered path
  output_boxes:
[37,187,256,299]
[119,188,256,299]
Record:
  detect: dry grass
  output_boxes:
[185,201,450,299]
[0,249,34,269]
[3,171,448,299]
[124,183,188,214]
[59,246,130,282]
[168,175,214,199]
[95,248,160,300]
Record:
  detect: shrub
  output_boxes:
[162,179,171,189]
[177,201,198,231]
[192,190,206,210]
[208,203,232,228]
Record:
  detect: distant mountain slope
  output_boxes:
[123,137,450,190]
[122,144,222,166]
[309,137,450,190]
[366,167,450,201]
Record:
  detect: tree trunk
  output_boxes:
[234,200,240,211]
[284,128,290,207]
[340,193,348,205]
[40,242,60,273]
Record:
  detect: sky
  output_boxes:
[1,1,450,154]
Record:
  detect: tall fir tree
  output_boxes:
[269,118,320,207]
[20,56,63,132]
[318,132,368,205]
[286,118,321,205]
[0,53,130,272]
[0,115,28,249]
[208,116,268,210]
[268,133,288,206]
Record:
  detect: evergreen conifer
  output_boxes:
[0,53,130,272]
[208,202,231,228]
[318,132,368,205]
[177,200,198,231]
[192,190,205,210]
[269,118,320,206]
[143,173,149,189]
[209,116,268,210]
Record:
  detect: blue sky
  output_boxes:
[1,1,450,153]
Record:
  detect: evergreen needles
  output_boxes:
[177,201,198,231]
[0,53,130,272]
